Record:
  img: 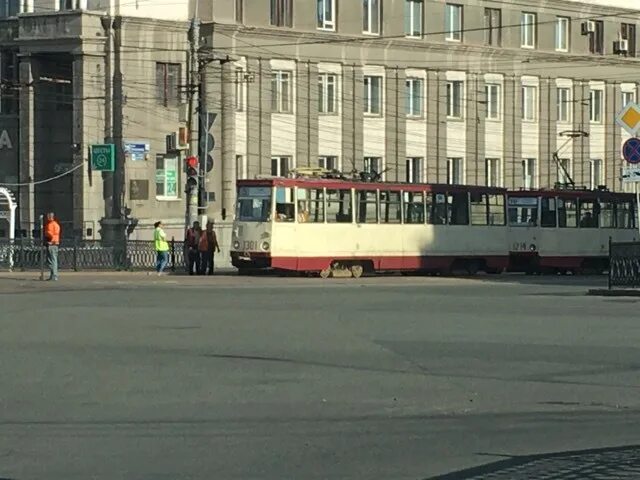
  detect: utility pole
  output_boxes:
[186,13,200,227]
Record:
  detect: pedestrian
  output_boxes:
[154,220,170,275]
[185,221,201,275]
[198,221,220,275]
[44,212,61,281]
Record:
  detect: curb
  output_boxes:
[587,288,640,297]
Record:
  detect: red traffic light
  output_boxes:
[186,156,198,169]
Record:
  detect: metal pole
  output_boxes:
[636,182,640,240]
[186,15,200,228]
[39,214,44,281]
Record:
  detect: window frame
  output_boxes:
[271,70,292,113]
[156,62,181,108]
[363,0,380,35]
[557,87,572,123]
[235,0,243,23]
[445,4,463,42]
[590,89,603,124]
[522,158,537,189]
[155,154,180,201]
[405,77,424,117]
[484,8,502,46]
[364,156,384,180]
[317,0,335,31]
[235,68,245,112]
[364,75,383,115]
[270,0,293,27]
[622,90,636,107]
[521,12,537,49]
[406,157,425,183]
[319,155,340,171]
[555,16,570,52]
[589,159,603,190]
[621,23,637,57]
[446,157,463,185]
[589,20,604,55]
[405,0,423,38]
[485,83,501,120]
[446,80,463,119]
[521,85,537,122]
[271,155,292,177]
[485,158,502,187]
[318,73,338,114]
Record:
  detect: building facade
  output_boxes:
[0,0,639,240]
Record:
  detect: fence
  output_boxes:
[0,238,186,272]
[609,240,640,289]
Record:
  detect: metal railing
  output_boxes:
[0,238,185,272]
[609,239,640,289]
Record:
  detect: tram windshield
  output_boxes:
[236,186,272,222]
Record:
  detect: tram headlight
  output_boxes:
[233,240,240,250]
[261,241,270,251]
[530,244,537,252]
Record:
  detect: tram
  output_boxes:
[231,175,509,277]
[506,188,638,273]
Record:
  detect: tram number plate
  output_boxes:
[511,242,528,252]
[243,240,258,251]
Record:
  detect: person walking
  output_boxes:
[198,221,220,275]
[185,221,201,275]
[154,221,170,275]
[44,212,61,281]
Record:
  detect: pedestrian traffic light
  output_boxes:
[186,155,199,190]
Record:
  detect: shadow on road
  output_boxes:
[426,444,640,479]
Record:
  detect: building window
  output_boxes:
[155,155,179,199]
[555,16,570,51]
[405,0,423,38]
[363,0,380,35]
[271,156,291,177]
[623,90,636,107]
[485,158,501,187]
[521,85,537,121]
[590,89,603,123]
[235,69,245,111]
[406,157,424,183]
[557,158,572,184]
[318,73,337,114]
[0,51,18,114]
[484,8,501,46]
[235,0,243,23]
[445,4,462,42]
[59,0,80,9]
[446,80,463,118]
[485,83,501,120]
[521,12,536,48]
[236,155,247,180]
[522,158,537,189]
[364,75,383,115]
[270,0,292,27]
[2,0,20,15]
[156,63,181,107]
[621,23,637,57]
[405,78,423,117]
[319,155,339,171]
[271,71,292,113]
[589,20,604,54]
[364,156,384,179]
[317,0,335,30]
[557,87,571,123]
[447,158,463,185]
[590,159,602,189]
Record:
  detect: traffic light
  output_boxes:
[186,155,199,191]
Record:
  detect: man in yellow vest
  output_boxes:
[154,220,170,275]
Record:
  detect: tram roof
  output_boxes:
[507,188,635,200]
[237,178,507,194]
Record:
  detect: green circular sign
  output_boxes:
[95,153,108,168]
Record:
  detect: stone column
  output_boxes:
[296,61,318,167]
[466,73,485,186]
[341,65,364,172]
[220,61,236,220]
[18,55,35,232]
[385,67,406,182]
[605,82,621,190]
[503,75,522,189]
[573,80,590,187]
[426,70,445,183]
[246,58,271,175]
[539,77,555,189]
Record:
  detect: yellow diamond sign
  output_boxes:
[617,103,640,136]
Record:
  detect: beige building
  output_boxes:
[0,0,639,240]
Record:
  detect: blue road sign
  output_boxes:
[623,137,640,164]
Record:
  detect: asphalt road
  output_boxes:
[0,273,639,479]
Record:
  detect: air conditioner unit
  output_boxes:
[178,127,189,148]
[581,20,596,35]
[614,39,629,54]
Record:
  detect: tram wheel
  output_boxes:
[351,264,364,279]
[320,268,331,279]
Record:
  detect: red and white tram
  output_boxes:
[231,177,509,276]
[506,188,638,273]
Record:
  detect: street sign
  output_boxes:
[616,103,640,136]
[124,142,149,161]
[199,111,217,131]
[623,137,640,164]
[199,133,214,153]
[91,144,115,171]
[622,164,640,183]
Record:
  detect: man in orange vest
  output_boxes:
[44,211,61,281]
[198,221,220,275]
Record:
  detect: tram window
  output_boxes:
[599,201,614,228]
[470,193,488,226]
[579,200,598,228]
[507,197,538,226]
[557,198,577,228]
[236,186,271,222]
[327,189,352,223]
[617,201,636,229]
[430,193,447,225]
[488,194,506,226]
[357,190,378,223]
[275,187,295,222]
[380,191,401,224]
[448,193,469,225]
[404,192,425,224]
[297,188,324,223]
[540,197,557,228]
